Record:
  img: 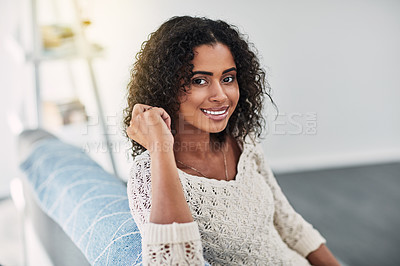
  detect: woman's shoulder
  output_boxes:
[239,133,263,152]
[239,134,269,168]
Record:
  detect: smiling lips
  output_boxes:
[200,106,229,120]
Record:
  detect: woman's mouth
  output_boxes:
[200,106,229,121]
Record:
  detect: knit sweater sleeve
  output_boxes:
[127,152,204,265]
[253,143,326,257]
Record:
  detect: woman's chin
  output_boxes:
[176,119,229,134]
[207,124,228,133]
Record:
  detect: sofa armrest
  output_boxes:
[22,176,91,266]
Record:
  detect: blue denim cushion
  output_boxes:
[20,139,143,265]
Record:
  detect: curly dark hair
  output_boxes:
[123,16,274,157]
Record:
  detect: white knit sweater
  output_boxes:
[127,137,326,265]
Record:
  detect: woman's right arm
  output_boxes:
[128,104,193,224]
[148,146,193,224]
[127,104,204,265]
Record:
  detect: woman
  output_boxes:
[124,16,339,265]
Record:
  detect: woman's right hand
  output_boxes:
[127,104,174,154]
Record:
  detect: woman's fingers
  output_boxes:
[131,104,171,130]
[131,104,152,118]
[146,107,172,131]
[157,108,172,131]
[128,104,173,149]
[127,104,174,152]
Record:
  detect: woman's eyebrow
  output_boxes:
[222,67,237,74]
[192,71,213,76]
[192,67,237,76]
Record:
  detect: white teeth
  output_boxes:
[202,108,227,115]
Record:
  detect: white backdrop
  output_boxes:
[88,0,400,172]
[1,0,400,195]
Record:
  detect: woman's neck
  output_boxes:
[173,132,222,160]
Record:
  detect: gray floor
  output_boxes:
[275,162,400,266]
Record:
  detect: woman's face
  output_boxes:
[177,43,240,134]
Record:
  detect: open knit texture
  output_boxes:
[128,137,326,265]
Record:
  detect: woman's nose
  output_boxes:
[209,82,228,102]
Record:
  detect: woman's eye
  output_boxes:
[223,76,235,83]
[192,78,207,85]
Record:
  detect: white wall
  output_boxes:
[0,0,31,197]
[1,0,400,194]
[88,0,400,172]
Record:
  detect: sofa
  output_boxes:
[18,129,142,265]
